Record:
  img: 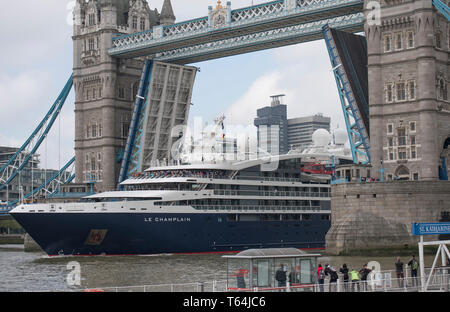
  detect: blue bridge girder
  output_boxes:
[108,0,364,63]
[433,0,450,21]
[8,157,75,207]
[0,75,73,192]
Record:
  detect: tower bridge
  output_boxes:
[1,0,449,234]
[109,0,365,63]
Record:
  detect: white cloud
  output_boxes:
[225,41,345,132]
[225,71,285,126]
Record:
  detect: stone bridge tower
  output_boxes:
[366,0,450,181]
[72,0,169,192]
[326,0,450,254]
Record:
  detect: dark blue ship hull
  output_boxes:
[11,212,329,256]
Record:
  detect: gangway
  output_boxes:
[0,75,73,192]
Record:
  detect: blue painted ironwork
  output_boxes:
[322,24,370,164]
[8,157,75,206]
[433,0,450,21]
[108,0,364,62]
[0,75,73,192]
[117,60,154,189]
[156,13,363,63]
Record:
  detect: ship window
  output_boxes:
[227,214,238,222]
[302,214,311,220]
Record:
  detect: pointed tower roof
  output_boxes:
[160,0,175,20]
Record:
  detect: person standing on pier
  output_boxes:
[359,264,372,291]
[395,257,405,289]
[340,264,349,292]
[325,264,338,292]
[317,264,325,292]
[349,267,360,292]
[275,264,287,291]
[408,255,419,287]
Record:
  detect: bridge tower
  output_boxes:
[326,0,450,255]
[72,0,168,192]
[366,0,450,181]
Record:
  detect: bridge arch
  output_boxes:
[394,165,410,181]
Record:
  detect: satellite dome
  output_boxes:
[333,128,348,145]
[312,129,331,147]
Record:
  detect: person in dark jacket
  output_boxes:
[359,264,372,291]
[340,264,349,292]
[325,264,339,292]
[395,257,405,289]
[408,255,419,288]
[275,264,287,291]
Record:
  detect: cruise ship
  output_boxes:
[10,126,351,256]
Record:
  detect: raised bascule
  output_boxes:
[2,0,450,253]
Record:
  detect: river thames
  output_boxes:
[0,244,437,292]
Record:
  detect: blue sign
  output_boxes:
[412,222,450,236]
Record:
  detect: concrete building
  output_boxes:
[254,95,331,155]
[254,95,289,155]
[72,0,180,192]
[287,114,331,149]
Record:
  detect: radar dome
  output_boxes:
[312,129,331,147]
[333,128,348,145]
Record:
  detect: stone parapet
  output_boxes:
[326,181,450,255]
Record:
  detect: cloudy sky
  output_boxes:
[0,0,344,170]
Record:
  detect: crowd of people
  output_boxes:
[316,255,421,292]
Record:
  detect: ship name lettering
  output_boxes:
[145,217,191,222]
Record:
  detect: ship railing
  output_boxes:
[192,205,324,212]
[127,174,319,184]
[234,176,304,183]
[213,190,330,198]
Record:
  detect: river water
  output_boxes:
[0,245,437,292]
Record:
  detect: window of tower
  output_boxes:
[395,32,402,50]
[435,32,442,49]
[407,31,414,49]
[386,83,394,102]
[118,87,125,99]
[396,82,406,101]
[398,147,407,160]
[411,146,416,159]
[387,123,393,134]
[140,18,146,31]
[88,38,95,51]
[384,34,392,52]
[438,79,448,101]
[397,128,406,145]
[89,14,95,26]
[408,80,415,100]
[132,16,138,29]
